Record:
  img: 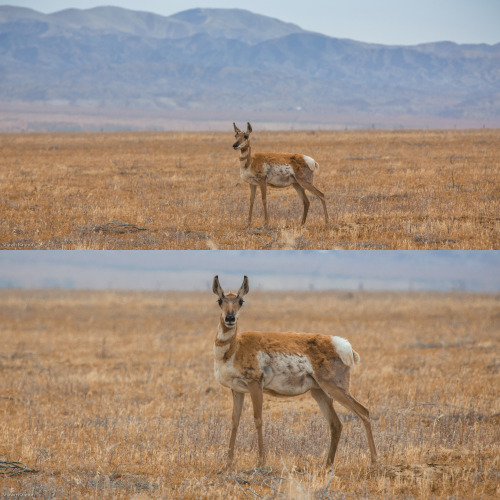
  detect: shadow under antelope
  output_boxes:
[212,275,377,469]
[233,122,329,227]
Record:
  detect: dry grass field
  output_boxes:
[1,288,499,498]
[0,128,498,249]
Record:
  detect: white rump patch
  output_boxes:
[303,155,318,172]
[331,336,356,368]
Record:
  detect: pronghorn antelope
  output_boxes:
[212,275,377,469]
[232,122,329,226]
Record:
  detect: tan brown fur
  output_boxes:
[212,275,376,469]
[233,122,329,226]
[248,153,313,178]
[233,330,338,378]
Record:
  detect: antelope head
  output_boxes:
[213,275,249,328]
[233,122,252,150]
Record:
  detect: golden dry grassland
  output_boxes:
[0,128,498,250]
[1,288,499,498]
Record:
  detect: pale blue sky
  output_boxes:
[2,0,499,45]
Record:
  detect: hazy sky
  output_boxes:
[2,0,499,45]
[0,251,498,292]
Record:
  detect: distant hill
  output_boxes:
[1,6,499,131]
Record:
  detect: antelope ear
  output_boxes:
[237,275,249,298]
[233,122,242,134]
[246,122,252,134]
[212,275,224,298]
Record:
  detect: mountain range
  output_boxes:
[1,6,499,130]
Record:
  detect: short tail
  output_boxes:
[352,349,360,365]
[313,161,320,173]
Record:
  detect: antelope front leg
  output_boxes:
[259,180,269,226]
[248,380,265,466]
[247,184,257,227]
[226,390,245,469]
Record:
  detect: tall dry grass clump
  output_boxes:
[0,129,498,249]
[1,289,498,498]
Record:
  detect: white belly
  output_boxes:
[258,352,319,396]
[264,164,295,188]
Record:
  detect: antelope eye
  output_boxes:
[244,134,248,139]
[239,299,244,306]
[218,298,223,306]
